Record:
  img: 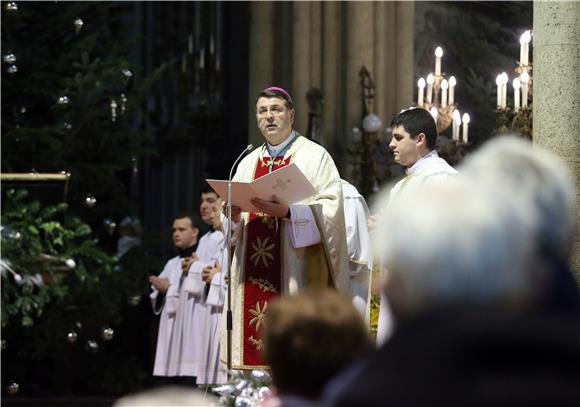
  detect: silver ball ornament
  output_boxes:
[74,18,84,34]
[67,332,78,343]
[57,96,70,105]
[5,2,18,11]
[84,195,96,208]
[6,382,19,395]
[86,340,99,353]
[3,53,16,64]
[7,65,17,75]
[101,327,114,341]
[128,295,141,306]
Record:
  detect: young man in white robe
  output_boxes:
[149,213,206,383]
[221,86,349,369]
[188,188,228,385]
[374,107,457,344]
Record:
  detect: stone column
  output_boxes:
[322,1,341,152]
[533,1,580,277]
[292,2,312,134]
[394,2,414,114]
[248,2,275,146]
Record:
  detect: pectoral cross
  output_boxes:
[272,178,291,191]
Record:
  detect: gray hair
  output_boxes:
[460,135,577,264]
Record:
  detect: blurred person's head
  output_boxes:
[460,135,576,268]
[114,386,216,406]
[262,289,372,400]
[374,176,539,319]
[460,135,579,316]
[389,108,437,167]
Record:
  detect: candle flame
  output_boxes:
[448,76,456,87]
[520,30,532,45]
[418,78,426,88]
[462,113,470,124]
[435,47,443,57]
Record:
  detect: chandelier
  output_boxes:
[415,46,471,143]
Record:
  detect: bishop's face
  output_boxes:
[256,96,295,146]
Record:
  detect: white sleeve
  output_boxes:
[286,204,321,248]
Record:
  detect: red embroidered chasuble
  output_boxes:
[242,155,292,366]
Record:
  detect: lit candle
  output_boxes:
[448,76,456,105]
[452,109,461,141]
[513,78,521,110]
[496,74,502,108]
[519,30,531,66]
[441,79,448,108]
[426,74,434,104]
[501,72,508,108]
[521,72,530,107]
[430,107,438,121]
[417,78,426,107]
[435,47,443,76]
[462,113,470,143]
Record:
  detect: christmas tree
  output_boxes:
[2,1,164,397]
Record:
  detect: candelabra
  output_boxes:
[348,66,385,198]
[495,30,533,139]
[415,46,471,144]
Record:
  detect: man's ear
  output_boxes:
[192,227,199,238]
[416,132,427,148]
[289,108,295,124]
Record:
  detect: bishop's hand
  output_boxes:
[251,195,289,219]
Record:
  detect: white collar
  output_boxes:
[406,150,439,175]
[265,130,296,157]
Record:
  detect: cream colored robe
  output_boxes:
[222,134,349,369]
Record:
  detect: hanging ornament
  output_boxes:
[131,156,138,176]
[103,219,117,235]
[74,18,84,34]
[7,65,18,75]
[128,295,141,306]
[5,2,18,11]
[75,321,83,330]
[101,327,114,341]
[122,68,133,79]
[120,93,127,114]
[63,122,73,130]
[86,340,99,353]
[66,331,78,343]
[110,99,117,122]
[13,273,23,285]
[19,106,27,114]
[1,339,7,350]
[65,259,76,269]
[83,195,96,208]
[3,53,16,64]
[57,96,70,105]
[1,226,22,240]
[6,382,19,395]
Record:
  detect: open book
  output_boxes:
[206,163,317,212]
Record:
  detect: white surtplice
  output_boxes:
[151,229,224,379]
